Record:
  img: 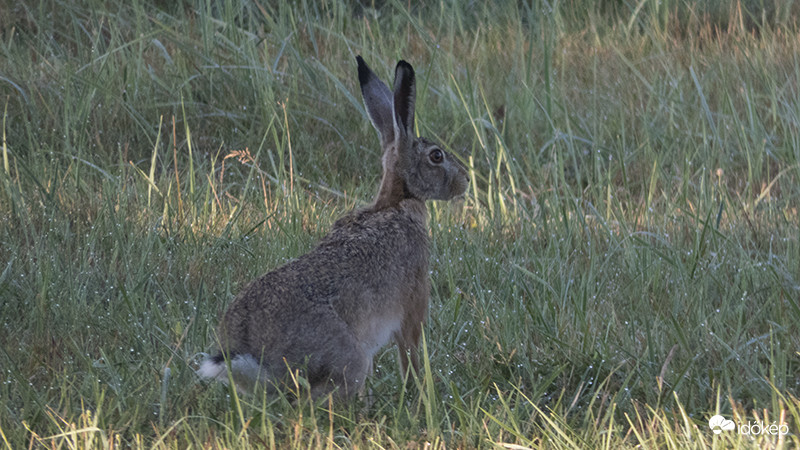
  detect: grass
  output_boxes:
[1,0,799,448]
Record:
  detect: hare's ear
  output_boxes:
[392,60,416,141]
[357,56,395,146]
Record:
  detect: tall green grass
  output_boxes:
[1,0,799,447]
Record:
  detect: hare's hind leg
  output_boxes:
[307,345,370,400]
[308,356,369,400]
[299,314,370,400]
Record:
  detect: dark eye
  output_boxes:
[429,148,444,164]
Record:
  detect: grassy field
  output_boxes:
[2,0,799,448]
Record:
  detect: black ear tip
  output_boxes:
[395,60,414,73]
[357,55,371,85]
[394,60,415,84]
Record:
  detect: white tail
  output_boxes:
[197,354,264,388]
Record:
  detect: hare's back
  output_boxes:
[220,203,429,359]
[320,204,430,284]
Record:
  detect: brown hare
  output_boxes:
[198,56,469,399]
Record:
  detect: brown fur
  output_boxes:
[199,56,468,399]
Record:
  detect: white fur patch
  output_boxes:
[229,354,263,383]
[197,358,228,383]
[365,317,402,359]
[197,354,265,388]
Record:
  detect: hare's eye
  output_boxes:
[429,149,444,164]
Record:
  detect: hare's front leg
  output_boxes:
[395,314,423,380]
[395,281,429,379]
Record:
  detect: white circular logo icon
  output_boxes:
[708,415,735,434]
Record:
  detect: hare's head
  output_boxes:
[357,56,469,208]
